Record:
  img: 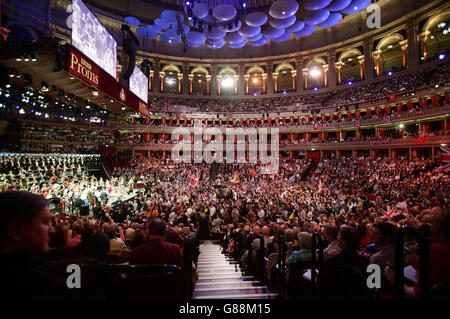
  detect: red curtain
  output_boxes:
[347,112,351,119]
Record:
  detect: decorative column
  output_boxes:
[373,50,381,76]
[302,68,308,89]
[262,73,267,94]
[322,64,329,87]
[177,73,183,94]
[159,71,165,92]
[295,57,303,92]
[328,51,336,87]
[182,62,189,95]
[363,38,374,80]
[152,58,160,93]
[245,74,250,94]
[407,20,419,67]
[335,62,342,85]
[211,66,217,96]
[266,62,273,94]
[399,40,408,69]
[234,74,239,95]
[238,65,245,96]
[419,31,430,62]
[206,75,211,95]
[149,70,153,91]
[291,69,296,90]
[358,55,365,80]
[273,72,278,93]
[217,74,222,95]
[189,74,194,94]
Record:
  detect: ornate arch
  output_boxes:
[162,64,181,73]
[247,65,265,75]
[219,67,237,75]
[306,57,326,68]
[376,33,404,50]
[191,66,209,75]
[423,10,450,32]
[275,62,294,73]
[338,48,362,62]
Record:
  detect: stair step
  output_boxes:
[197,261,236,265]
[195,293,278,299]
[195,281,262,289]
[198,272,244,279]
[197,275,255,283]
[193,286,269,298]
[196,268,241,274]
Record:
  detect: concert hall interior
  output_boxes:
[0,0,449,302]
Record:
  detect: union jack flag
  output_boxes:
[354,119,361,128]
[381,206,398,219]
[441,146,450,172]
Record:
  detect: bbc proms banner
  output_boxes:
[65,44,148,117]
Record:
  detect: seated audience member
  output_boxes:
[129,229,146,250]
[320,225,371,298]
[129,218,183,267]
[370,221,397,267]
[0,191,64,298]
[104,224,126,256]
[83,232,110,261]
[287,232,313,265]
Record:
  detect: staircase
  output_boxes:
[193,241,277,299]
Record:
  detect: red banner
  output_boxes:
[413,137,428,143]
[65,44,148,117]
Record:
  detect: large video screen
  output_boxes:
[129,65,148,103]
[71,0,117,78]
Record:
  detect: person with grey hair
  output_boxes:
[286,232,313,265]
[322,224,341,261]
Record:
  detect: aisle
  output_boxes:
[193,241,277,299]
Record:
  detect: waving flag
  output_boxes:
[249,169,257,177]
[289,174,296,183]
[381,206,400,219]
[231,172,239,184]
[242,184,248,193]
[396,201,408,210]
[354,119,361,128]
[441,145,450,172]
[189,174,199,186]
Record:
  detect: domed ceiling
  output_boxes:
[123,0,372,49]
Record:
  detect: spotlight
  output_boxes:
[31,53,37,62]
[92,90,99,96]
[388,71,392,76]
[221,77,234,88]
[310,68,320,77]
[399,123,404,128]
[121,106,126,110]
[439,54,446,60]
[252,77,258,84]
[16,55,22,62]
[243,3,246,8]
[24,55,30,62]
[314,87,318,91]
